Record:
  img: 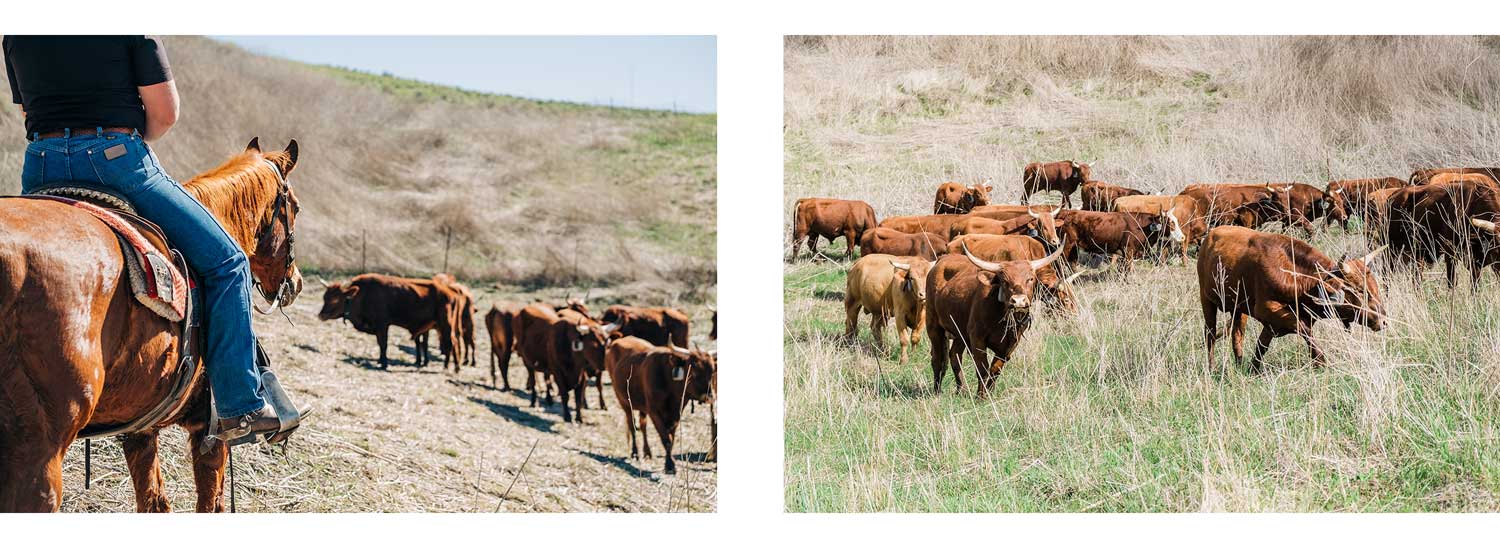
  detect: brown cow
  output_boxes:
[607,340,716,474]
[844,254,935,363]
[948,234,1079,313]
[1080,180,1144,212]
[1429,172,1500,188]
[1410,167,1500,185]
[1021,160,1091,209]
[511,303,562,407]
[947,214,1037,239]
[548,309,615,422]
[1179,183,1285,229]
[1198,226,1386,372]
[791,198,878,260]
[878,213,972,239]
[1385,178,1500,287]
[485,304,520,390]
[858,227,949,261]
[317,274,462,370]
[1360,187,1403,242]
[433,273,476,370]
[1056,210,1165,275]
[933,180,994,214]
[1114,194,1205,265]
[1262,182,1343,234]
[925,242,1064,395]
[965,205,1065,248]
[600,305,690,348]
[1327,177,1407,229]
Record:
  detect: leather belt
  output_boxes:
[31,127,136,140]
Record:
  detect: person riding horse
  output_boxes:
[5,36,286,444]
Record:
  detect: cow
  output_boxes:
[1327,177,1407,229]
[933,180,994,214]
[1410,167,1500,185]
[878,213,972,239]
[947,234,1079,313]
[1198,225,1386,372]
[858,227,948,261]
[1114,194,1204,265]
[925,242,1065,395]
[1359,187,1403,242]
[484,304,520,390]
[1179,183,1285,229]
[317,274,462,370]
[607,339,716,474]
[1429,172,1500,188]
[1262,182,1344,234]
[1055,210,1165,275]
[1079,180,1144,212]
[844,254,935,363]
[1021,160,1091,209]
[511,303,562,407]
[964,205,1065,248]
[548,308,616,422]
[600,305,691,348]
[947,214,1040,240]
[1385,178,1500,287]
[790,198,878,260]
[433,273,477,370]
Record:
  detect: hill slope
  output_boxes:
[784,36,1500,512]
[1,36,716,299]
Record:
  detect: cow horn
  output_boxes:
[1028,207,1041,219]
[576,324,590,335]
[961,241,1003,272]
[602,321,621,334]
[317,277,330,288]
[1472,218,1499,234]
[1064,269,1086,285]
[890,259,911,271]
[1029,243,1066,271]
[670,344,692,356]
[1361,245,1388,266]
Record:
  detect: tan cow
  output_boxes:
[844,254,935,363]
[1113,194,1204,265]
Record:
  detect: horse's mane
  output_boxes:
[181,150,287,256]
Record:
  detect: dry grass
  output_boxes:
[0,36,716,292]
[784,35,1500,512]
[56,283,718,512]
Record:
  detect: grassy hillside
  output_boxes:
[784,36,1500,512]
[0,36,716,301]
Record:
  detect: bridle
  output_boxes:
[251,158,297,315]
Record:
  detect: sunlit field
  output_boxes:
[783,35,1500,512]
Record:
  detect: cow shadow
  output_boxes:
[569,448,654,479]
[811,288,845,301]
[339,354,439,374]
[466,395,557,433]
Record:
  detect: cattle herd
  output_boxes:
[791,161,1500,393]
[315,272,717,474]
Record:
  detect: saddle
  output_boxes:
[24,184,189,322]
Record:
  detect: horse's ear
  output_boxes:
[246,137,261,153]
[283,139,299,176]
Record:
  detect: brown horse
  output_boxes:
[0,138,303,512]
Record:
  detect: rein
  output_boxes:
[251,158,297,316]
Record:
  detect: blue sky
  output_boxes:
[213,36,716,113]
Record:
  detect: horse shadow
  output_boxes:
[569,448,654,479]
[466,395,556,433]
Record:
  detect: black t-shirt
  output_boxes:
[4,35,173,136]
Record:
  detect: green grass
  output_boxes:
[785,255,1500,511]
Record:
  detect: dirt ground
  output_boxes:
[55,283,717,513]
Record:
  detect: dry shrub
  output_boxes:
[0,36,716,292]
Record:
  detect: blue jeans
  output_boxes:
[21,130,266,418]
